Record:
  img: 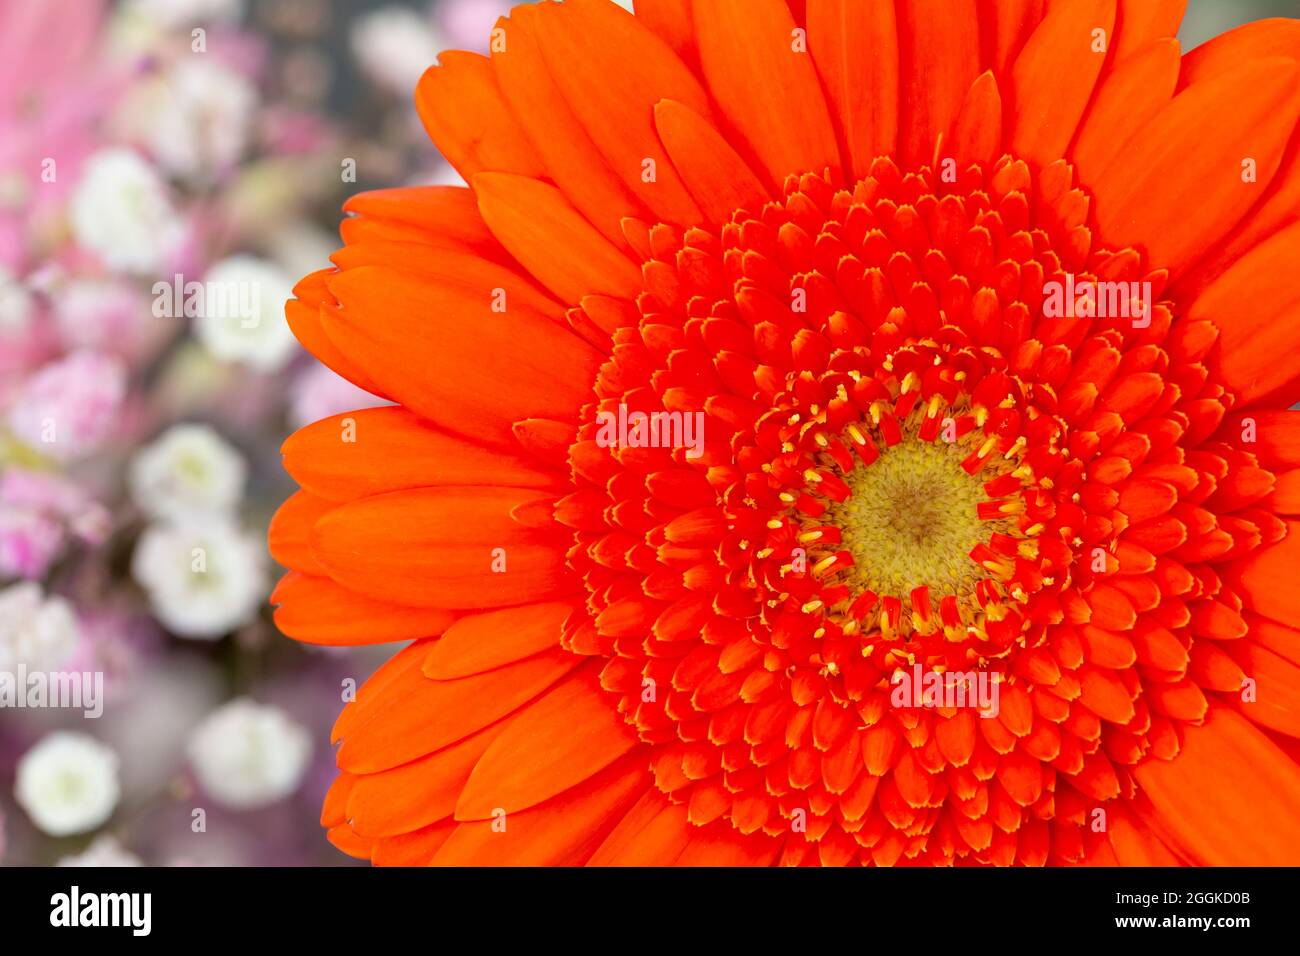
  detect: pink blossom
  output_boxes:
[289,364,388,429]
[0,468,110,578]
[435,0,513,51]
[6,351,127,462]
[0,0,121,271]
[52,278,165,364]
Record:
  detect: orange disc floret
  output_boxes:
[273,0,1300,866]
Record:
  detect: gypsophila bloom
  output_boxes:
[6,350,126,461]
[128,58,256,181]
[132,518,266,639]
[123,0,242,27]
[15,732,121,837]
[277,0,1300,865]
[69,148,182,274]
[0,582,80,672]
[350,6,442,96]
[56,834,143,867]
[194,255,297,372]
[187,698,311,809]
[129,423,248,522]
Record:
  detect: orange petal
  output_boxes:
[1105,801,1184,865]
[489,6,648,247]
[692,0,840,187]
[1225,640,1300,738]
[433,755,650,866]
[653,99,769,226]
[320,771,354,828]
[1091,57,1300,278]
[285,271,383,397]
[325,824,372,860]
[1248,613,1300,668]
[1223,410,1300,470]
[347,722,506,837]
[1072,39,1180,190]
[977,0,1048,78]
[337,646,581,773]
[342,186,506,262]
[456,663,642,818]
[587,787,693,865]
[423,600,575,679]
[1113,0,1185,61]
[370,820,457,866]
[473,172,643,303]
[673,821,782,865]
[330,240,562,320]
[636,0,697,69]
[1179,17,1300,87]
[807,0,899,179]
[323,265,600,445]
[310,486,572,610]
[413,52,546,181]
[1188,220,1300,406]
[528,0,708,226]
[949,70,1002,168]
[896,0,980,166]
[1133,706,1300,864]
[282,406,562,504]
[271,571,454,646]
[1008,0,1116,168]
[268,489,333,575]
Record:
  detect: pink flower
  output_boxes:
[435,0,512,52]
[52,278,164,364]
[0,468,110,579]
[6,351,126,462]
[0,0,121,271]
[289,364,387,430]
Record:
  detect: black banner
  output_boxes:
[0,866,1282,941]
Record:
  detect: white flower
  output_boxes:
[124,0,243,27]
[351,7,441,95]
[131,518,266,639]
[15,732,121,836]
[57,834,143,867]
[0,582,80,672]
[129,424,247,522]
[133,59,256,180]
[194,255,297,372]
[187,698,310,809]
[70,149,181,274]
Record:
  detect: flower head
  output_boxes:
[15,732,120,837]
[0,581,80,672]
[129,423,248,522]
[69,149,182,274]
[275,0,1300,865]
[6,350,126,461]
[194,255,297,372]
[186,698,311,809]
[133,517,266,639]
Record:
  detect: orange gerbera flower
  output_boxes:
[271,0,1300,866]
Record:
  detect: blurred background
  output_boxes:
[0,0,1285,866]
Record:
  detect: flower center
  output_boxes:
[832,435,1002,603]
